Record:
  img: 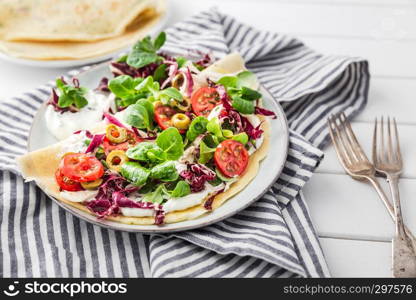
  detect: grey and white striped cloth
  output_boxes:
[0,9,369,278]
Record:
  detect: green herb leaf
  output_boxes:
[217,76,238,89]
[159,87,183,102]
[186,116,208,142]
[123,103,151,129]
[198,140,216,164]
[240,86,262,101]
[153,64,167,81]
[120,162,150,186]
[142,185,166,204]
[156,127,184,160]
[126,32,166,69]
[231,95,255,114]
[206,117,225,140]
[108,75,144,99]
[232,132,249,144]
[176,56,188,68]
[153,32,166,50]
[55,78,88,109]
[150,161,179,182]
[171,181,191,197]
[126,142,166,163]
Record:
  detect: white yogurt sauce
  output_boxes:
[60,190,98,203]
[120,207,155,217]
[45,91,113,141]
[163,183,225,213]
[57,130,89,157]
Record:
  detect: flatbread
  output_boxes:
[17,120,269,225]
[16,53,271,225]
[0,0,153,42]
[0,1,166,60]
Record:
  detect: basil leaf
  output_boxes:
[232,132,249,144]
[143,185,166,204]
[206,117,224,140]
[72,92,88,108]
[126,33,166,69]
[159,87,183,101]
[153,32,166,50]
[108,75,143,99]
[57,93,73,108]
[231,95,255,114]
[123,103,150,129]
[217,76,238,89]
[127,50,159,69]
[120,162,150,186]
[153,64,167,81]
[171,181,191,197]
[150,161,179,182]
[176,56,188,68]
[55,78,88,109]
[236,71,258,89]
[126,142,165,163]
[186,116,208,142]
[240,86,262,101]
[135,98,154,122]
[198,140,216,164]
[156,127,184,160]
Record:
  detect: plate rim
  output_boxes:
[27,65,290,233]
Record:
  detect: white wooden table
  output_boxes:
[0,0,415,277]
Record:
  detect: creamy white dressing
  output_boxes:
[60,190,98,203]
[207,104,223,121]
[45,91,113,140]
[120,207,155,217]
[57,130,89,157]
[163,183,225,213]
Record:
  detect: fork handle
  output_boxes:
[386,175,406,236]
[367,176,416,253]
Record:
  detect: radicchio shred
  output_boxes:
[87,173,165,224]
[180,164,216,193]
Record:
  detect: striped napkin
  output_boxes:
[0,9,369,278]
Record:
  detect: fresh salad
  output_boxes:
[45,32,276,225]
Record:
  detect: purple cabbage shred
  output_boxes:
[180,164,216,193]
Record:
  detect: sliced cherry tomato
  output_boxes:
[55,169,83,191]
[214,140,249,178]
[102,131,142,155]
[154,105,176,130]
[191,87,221,117]
[154,105,185,133]
[60,153,104,182]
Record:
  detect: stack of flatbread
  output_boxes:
[0,0,166,60]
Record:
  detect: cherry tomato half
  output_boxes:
[154,105,185,133]
[102,131,142,155]
[60,153,104,182]
[214,140,249,178]
[154,105,176,130]
[55,169,83,191]
[191,87,221,117]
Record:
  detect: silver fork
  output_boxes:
[328,113,416,277]
[373,117,416,277]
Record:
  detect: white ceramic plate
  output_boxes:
[28,64,289,233]
[0,1,170,68]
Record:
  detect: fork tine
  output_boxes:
[380,116,385,163]
[333,114,358,163]
[373,117,378,165]
[340,112,368,162]
[327,116,352,168]
[387,116,394,163]
[393,117,403,165]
